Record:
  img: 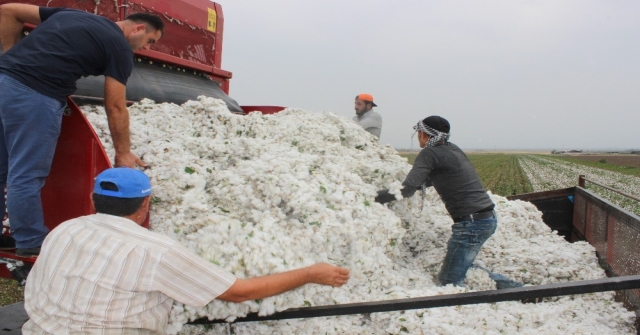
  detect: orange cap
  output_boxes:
[356,93,378,107]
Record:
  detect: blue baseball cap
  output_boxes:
[93,168,152,198]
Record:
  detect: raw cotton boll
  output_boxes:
[387,181,405,201]
[463,267,496,291]
[80,98,636,335]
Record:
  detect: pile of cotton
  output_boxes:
[82,97,635,335]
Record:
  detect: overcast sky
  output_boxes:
[217,0,640,151]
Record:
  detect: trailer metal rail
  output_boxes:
[189,275,640,324]
[579,175,640,203]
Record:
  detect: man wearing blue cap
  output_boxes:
[22,168,350,334]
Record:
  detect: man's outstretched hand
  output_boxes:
[308,263,350,288]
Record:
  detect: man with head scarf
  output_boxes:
[375,116,497,287]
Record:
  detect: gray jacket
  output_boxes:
[401,142,494,218]
[353,110,382,139]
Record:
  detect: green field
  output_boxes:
[401,153,419,165]
[467,154,533,196]
[399,153,533,197]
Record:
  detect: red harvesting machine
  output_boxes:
[0,0,284,278]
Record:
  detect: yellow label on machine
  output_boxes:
[207,8,217,32]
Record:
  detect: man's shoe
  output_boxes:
[16,247,40,257]
[0,235,16,250]
[7,261,32,286]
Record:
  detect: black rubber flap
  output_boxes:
[73,61,244,113]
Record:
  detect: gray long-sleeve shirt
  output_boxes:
[401,142,494,218]
[353,110,382,139]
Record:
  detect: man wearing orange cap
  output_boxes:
[353,93,382,139]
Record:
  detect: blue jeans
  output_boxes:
[0,74,65,249]
[438,213,498,286]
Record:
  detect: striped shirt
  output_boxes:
[23,214,236,334]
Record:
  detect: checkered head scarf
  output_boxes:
[412,116,451,209]
[413,116,451,148]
